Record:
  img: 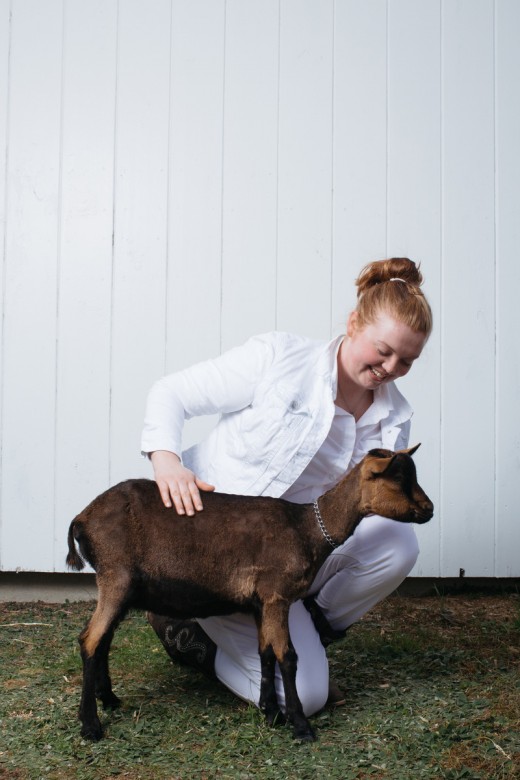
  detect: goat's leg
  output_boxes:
[94,624,122,710]
[78,588,126,740]
[79,629,104,740]
[303,595,347,646]
[257,643,286,727]
[277,642,315,742]
[258,599,316,742]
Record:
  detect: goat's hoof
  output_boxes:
[80,719,104,741]
[100,692,121,710]
[264,708,286,728]
[293,724,317,743]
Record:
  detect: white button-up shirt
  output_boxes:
[141,331,413,498]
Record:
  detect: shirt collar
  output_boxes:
[329,335,344,399]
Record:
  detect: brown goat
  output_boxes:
[66,446,433,743]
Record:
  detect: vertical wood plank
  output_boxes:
[441,0,496,576]
[166,0,226,449]
[167,0,225,369]
[110,0,171,485]
[495,0,520,576]
[386,0,442,576]
[1,0,63,571]
[332,0,387,334]
[53,0,118,569]
[220,0,279,350]
[277,0,334,339]
[0,0,9,569]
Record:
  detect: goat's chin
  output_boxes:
[413,510,433,524]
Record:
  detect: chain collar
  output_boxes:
[313,500,339,549]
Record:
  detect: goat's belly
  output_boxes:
[133,576,257,620]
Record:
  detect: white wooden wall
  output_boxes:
[0,0,519,577]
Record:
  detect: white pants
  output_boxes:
[198,515,419,716]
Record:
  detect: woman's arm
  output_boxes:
[142,333,279,512]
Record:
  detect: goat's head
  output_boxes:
[358,444,434,524]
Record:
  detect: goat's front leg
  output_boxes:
[303,595,347,646]
[278,643,315,742]
[258,599,316,742]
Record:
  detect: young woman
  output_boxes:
[141,257,433,715]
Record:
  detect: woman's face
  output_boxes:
[339,311,427,391]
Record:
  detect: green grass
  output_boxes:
[1,594,519,780]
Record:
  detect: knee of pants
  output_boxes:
[295,671,329,717]
[386,525,420,580]
[382,521,419,584]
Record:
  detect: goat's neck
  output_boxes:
[314,466,365,545]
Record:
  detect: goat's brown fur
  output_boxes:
[67,446,433,742]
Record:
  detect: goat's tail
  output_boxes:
[66,519,86,571]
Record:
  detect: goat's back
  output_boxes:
[67,479,321,607]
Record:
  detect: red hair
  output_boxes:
[354,258,432,338]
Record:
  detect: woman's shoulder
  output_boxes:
[263,331,338,368]
[229,331,338,387]
[256,329,330,351]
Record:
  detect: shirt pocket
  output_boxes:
[229,382,311,466]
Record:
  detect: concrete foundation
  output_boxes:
[1,571,518,603]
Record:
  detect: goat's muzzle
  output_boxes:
[413,498,434,524]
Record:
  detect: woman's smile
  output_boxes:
[368,365,388,382]
[337,311,427,400]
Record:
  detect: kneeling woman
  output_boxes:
[141,257,433,715]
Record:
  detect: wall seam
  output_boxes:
[218,0,227,355]
[108,0,121,487]
[0,0,14,571]
[439,0,444,577]
[493,0,498,576]
[52,0,67,570]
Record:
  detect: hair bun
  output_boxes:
[356,258,423,297]
[352,257,432,337]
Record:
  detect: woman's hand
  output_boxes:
[150,450,215,516]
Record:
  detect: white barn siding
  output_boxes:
[54,0,117,570]
[0,0,519,576]
[495,0,520,577]
[2,0,63,572]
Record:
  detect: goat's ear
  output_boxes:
[398,443,421,457]
[372,452,412,479]
[367,449,395,475]
[367,447,393,459]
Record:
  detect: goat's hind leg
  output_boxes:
[95,623,122,711]
[258,643,286,728]
[78,593,125,740]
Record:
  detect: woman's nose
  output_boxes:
[382,356,399,375]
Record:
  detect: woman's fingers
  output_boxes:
[150,451,215,515]
[157,479,174,509]
[164,478,196,516]
[195,477,215,493]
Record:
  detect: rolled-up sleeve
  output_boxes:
[141,333,278,457]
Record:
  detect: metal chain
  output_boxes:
[313,500,339,549]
